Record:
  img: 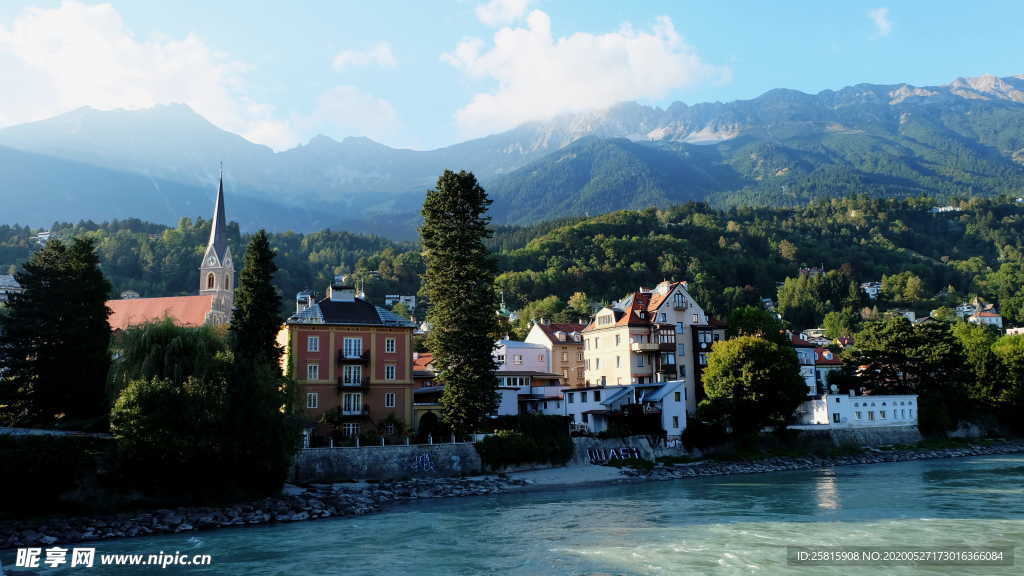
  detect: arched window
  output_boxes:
[224,274,231,290]
[207,273,215,289]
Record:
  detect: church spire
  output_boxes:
[207,166,228,260]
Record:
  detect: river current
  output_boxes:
[5,455,1023,575]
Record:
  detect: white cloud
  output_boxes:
[867,7,892,37]
[0,1,284,143]
[442,10,729,138]
[294,86,400,144]
[475,0,531,27]
[332,42,397,71]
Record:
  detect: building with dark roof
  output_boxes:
[282,276,417,441]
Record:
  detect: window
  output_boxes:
[384,423,395,435]
[880,410,887,419]
[307,336,320,352]
[343,337,363,358]
[385,365,397,380]
[577,352,584,361]
[538,353,545,362]
[385,392,396,408]
[616,356,621,368]
[595,358,601,369]
[691,313,699,323]
[562,369,568,378]
[577,368,584,379]
[615,334,621,346]
[582,413,589,423]
[306,363,319,381]
[832,412,840,423]
[674,391,681,402]
[224,275,231,290]
[674,293,685,308]
[855,411,863,420]
[672,416,679,428]
[581,391,588,402]
[635,355,645,368]
[698,352,709,366]
[676,322,684,334]
[568,393,575,404]
[342,364,362,385]
[385,338,396,353]
[659,312,667,322]
[595,337,600,349]
[342,423,360,437]
[543,401,548,410]
[594,390,601,402]
[868,411,875,421]
[306,392,319,409]
[561,352,568,362]
[513,354,523,365]
[343,392,363,414]
[206,273,215,289]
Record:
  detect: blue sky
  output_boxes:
[1,1,1020,151]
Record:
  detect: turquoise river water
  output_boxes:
[4,455,1024,575]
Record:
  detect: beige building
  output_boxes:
[524,320,587,388]
[582,281,723,413]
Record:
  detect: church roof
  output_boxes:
[107,295,216,331]
[207,175,228,261]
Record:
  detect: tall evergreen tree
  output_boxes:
[421,170,499,434]
[224,230,297,497]
[0,238,111,428]
[229,230,282,365]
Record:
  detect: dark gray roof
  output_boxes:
[287,296,416,327]
[207,176,228,261]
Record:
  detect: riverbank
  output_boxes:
[4,439,1024,550]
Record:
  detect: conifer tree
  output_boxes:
[0,238,111,427]
[229,230,282,366]
[421,170,499,434]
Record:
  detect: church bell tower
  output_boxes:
[199,171,234,325]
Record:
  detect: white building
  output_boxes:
[563,380,687,440]
[860,281,882,301]
[495,339,550,373]
[794,391,918,429]
[384,294,416,312]
[0,274,22,304]
[968,310,1003,329]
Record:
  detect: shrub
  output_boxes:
[474,414,574,469]
[0,434,113,518]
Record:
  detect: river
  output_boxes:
[5,455,1023,575]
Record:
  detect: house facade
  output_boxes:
[795,391,919,429]
[583,281,716,413]
[283,276,416,439]
[524,320,587,388]
[563,381,687,440]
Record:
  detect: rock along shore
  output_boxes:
[4,440,1023,550]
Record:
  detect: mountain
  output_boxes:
[2,74,1024,233]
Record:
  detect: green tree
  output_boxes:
[109,319,229,396]
[0,238,111,428]
[566,291,592,321]
[229,230,282,365]
[822,308,858,339]
[993,335,1024,413]
[952,321,1003,405]
[421,170,500,434]
[726,305,787,345]
[702,336,806,438]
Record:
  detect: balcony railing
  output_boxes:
[630,342,660,352]
[337,376,371,389]
[337,350,370,364]
[339,404,370,418]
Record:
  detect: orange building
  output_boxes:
[282,277,416,440]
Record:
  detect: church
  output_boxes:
[107,176,235,330]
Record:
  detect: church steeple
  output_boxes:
[207,167,228,262]
[199,167,234,325]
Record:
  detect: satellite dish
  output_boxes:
[830,384,839,393]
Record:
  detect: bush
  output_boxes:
[0,434,113,518]
[474,414,573,469]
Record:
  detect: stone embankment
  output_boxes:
[626,441,1024,480]
[1,476,527,550]
[4,441,1023,550]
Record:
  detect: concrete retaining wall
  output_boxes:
[797,425,923,447]
[570,436,685,466]
[291,443,483,483]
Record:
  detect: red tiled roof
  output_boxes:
[974,311,1001,318]
[791,334,816,347]
[815,347,843,365]
[412,353,434,371]
[107,295,215,331]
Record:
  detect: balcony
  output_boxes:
[630,342,659,352]
[338,405,370,418]
[337,350,370,364]
[337,376,371,390]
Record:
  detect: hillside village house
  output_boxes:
[0,274,22,304]
[525,320,587,388]
[105,177,234,330]
[582,281,724,413]
[282,277,416,440]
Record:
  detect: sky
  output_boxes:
[0,0,1021,151]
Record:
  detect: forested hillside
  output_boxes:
[5,196,1024,328]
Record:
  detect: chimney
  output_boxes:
[295,290,314,313]
[328,275,356,303]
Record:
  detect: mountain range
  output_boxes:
[2,74,1024,236]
